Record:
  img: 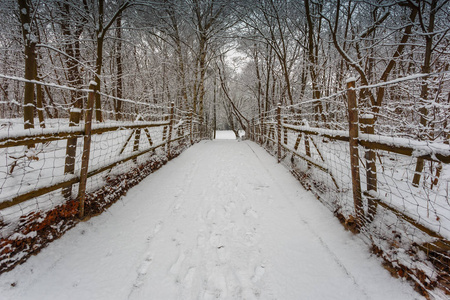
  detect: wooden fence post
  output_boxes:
[277,103,281,163]
[62,114,82,199]
[254,118,259,143]
[166,102,175,159]
[347,78,364,230]
[304,124,311,170]
[304,137,312,169]
[162,116,168,142]
[260,112,265,144]
[133,117,141,165]
[189,109,193,145]
[361,115,377,223]
[283,116,288,145]
[251,118,255,141]
[78,82,96,219]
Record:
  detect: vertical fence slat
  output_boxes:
[166,102,175,158]
[361,116,378,223]
[132,128,141,164]
[346,78,363,230]
[304,134,311,169]
[189,109,193,145]
[277,104,281,163]
[78,83,96,218]
[250,118,254,141]
[260,112,265,144]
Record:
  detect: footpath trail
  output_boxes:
[0,140,422,300]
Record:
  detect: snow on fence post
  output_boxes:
[360,115,377,223]
[346,78,364,231]
[166,102,175,159]
[78,82,96,218]
[277,103,282,163]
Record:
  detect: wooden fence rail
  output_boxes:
[249,78,450,251]
[248,77,450,294]
[0,90,207,217]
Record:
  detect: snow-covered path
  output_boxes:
[0,140,422,300]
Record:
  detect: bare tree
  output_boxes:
[93,0,131,122]
[17,0,37,131]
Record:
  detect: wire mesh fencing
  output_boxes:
[0,76,208,273]
[249,72,450,298]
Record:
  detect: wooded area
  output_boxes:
[0,0,449,297]
[0,0,448,138]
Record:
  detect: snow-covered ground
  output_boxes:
[0,140,422,300]
[215,130,245,140]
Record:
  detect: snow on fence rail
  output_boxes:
[249,73,450,298]
[0,78,208,273]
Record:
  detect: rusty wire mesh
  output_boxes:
[251,72,450,297]
[0,77,203,243]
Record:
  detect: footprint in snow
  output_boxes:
[224,222,235,231]
[217,246,228,263]
[207,208,216,220]
[72,279,80,288]
[251,265,265,283]
[254,185,268,191]
[105,249,113,257]
[197,212,205,223]
[204,272,227,300]
[209,233,222,247]
[241,288,258,300]
[173,203,181,213]
[153,221,163,234]
[183,267,196,289]
[245,231,256,246]
[244,208,258,219]
[169,251,186,275]
[197,234,206,248]
[138,258,152,275]
[134,253,153,287]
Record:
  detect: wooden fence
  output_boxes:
[0,88,208,217]
[248,76,450,297]
[0,79,209,273]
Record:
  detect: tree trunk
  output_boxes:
[95,0,104,123]
[115,13,123,121]
[18,0,36,132]
[412,0,437,187]
[59,0,88,198]
[168,6,189,110]
[92,0,130,122]
[213,75,217,139]
[305,0,325,125]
